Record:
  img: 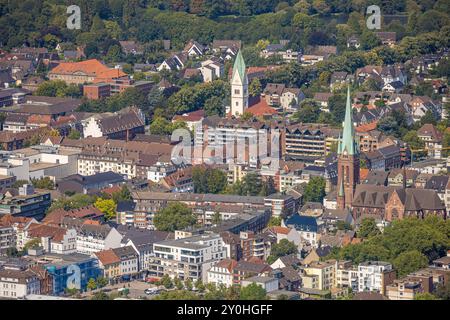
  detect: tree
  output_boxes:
[13,180,29,188]
[174,277,184,290]
[31,177,55,190]
[153,203,196,232]
[267,239,298,264]
[155,290,198,300]
[184,279,193,291]
[249,78,262,97]
[293,99,320,123]
[47,194,96,213]
[360,31,381,50]
[241,172,262,196]
[160,274,173,289]
[94,198,116,220]
[240,111,253,121]
[358,218,381,239]
[435,282,450,300]
[204,96,224,117]
[6,247,20,257]
[303,177,326,203]
[420,110,437,126]
[414,293,438,300]
[96,277,109,288]
[112,185,132,203]
[268,216,282,227]
[23,238,41,252]
[67,129,81,140]
[240,283,267,300]
[91,291,110,300]
[212,211,221,225]
[403,130,425,150]
[393,250,429,278]
[87,278,97,291]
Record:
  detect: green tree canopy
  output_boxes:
[154,203,197,232]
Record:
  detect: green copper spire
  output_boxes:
[233,50,246,82]
[338,86,358,156]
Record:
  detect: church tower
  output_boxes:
[231,50,248,116]
[337,86,360,209]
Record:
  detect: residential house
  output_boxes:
[25,224,77,255]
[207,258,237,287]
[0,269,40,299]
[233,260,272,285]
[283,215,319,248]
[241,276,279,293]
[417,124,443,159]
[81,107,145,140]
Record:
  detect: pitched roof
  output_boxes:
[95,249,120,265]
[27,224,69,242]
[417,124,443,142]
[232,50,246,82]
[246,97,278,117]
[215,258,238,273]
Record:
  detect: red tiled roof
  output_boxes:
[173,109,205,122]
[270,226,290,235]
[27,224,68,242]
[95,249,120,266]
[355,121,378,133]
[50,59,127,81]
[246,97,278,117]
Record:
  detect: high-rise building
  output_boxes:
[230,50,248,116]
[337,87,360,209]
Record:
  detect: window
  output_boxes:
[234,89,240,94]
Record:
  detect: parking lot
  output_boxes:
[83,280,161,300]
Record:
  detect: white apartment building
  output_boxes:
[147,162,177,182]
[0,269,40,299]
[151,233,227,282]
[112,246,139,277]
[76,225,123,255]
[25,224,77,255]
[335,261,358,292]
[358,261,393,293]
[77,155,136,179]
[207,258,236,287]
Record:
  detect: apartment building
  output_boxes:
[386,279,424,300]
[358,261,396,294]
[0,185,51,220]
[81,107,145,140]
[25,224,77,255]
[335,260,358,291]
[207,258,237,287]
[150,233,227,282]
[301,260,336,291]
[112,246,139,279]
[58,219,123,255]
[0,269,40,299]
[72,137,173,180]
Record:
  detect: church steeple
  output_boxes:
[337,86,360,210]
[230,50,248,116]
[338,86,358,156]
